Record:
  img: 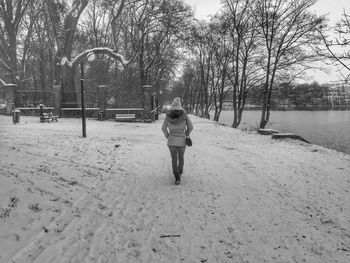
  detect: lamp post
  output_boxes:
[79,52,95,138]
[80,60,87,138]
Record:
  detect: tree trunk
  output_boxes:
[259,85,269,128]
[231,41,240,128]
[46,0,89,114]
[260,51,272,129]
[213,94,219,121]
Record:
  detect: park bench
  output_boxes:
[50,114,58,122]
[115,113,136,121]
[40,113,58,123]
[111,108,143,122]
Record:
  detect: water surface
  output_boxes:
[214,110,350,155]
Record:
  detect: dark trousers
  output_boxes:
[168,146,186,180]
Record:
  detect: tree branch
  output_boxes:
[0,57,12,71]
[316,27,350,72]
[60,47,136,68]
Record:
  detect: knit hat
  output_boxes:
[169,97,183,110]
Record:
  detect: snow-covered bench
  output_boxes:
[110,108,143,121]
[40,113,58,123]
[115,113,135,121]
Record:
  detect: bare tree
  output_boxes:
[208,19,233,122]
[0,0,32,84]
[117,0,192,88]
[315,10,350,81]
[45,0,89,111]
[21,1,54,105]
[181,62,197,112]
[223,0,262,128]
[186,22,216,118]
[81,0,113,48]
[253,0,324,128]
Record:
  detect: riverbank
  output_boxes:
[0,115,349,263]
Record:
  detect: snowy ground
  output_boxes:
[0,114,349,263]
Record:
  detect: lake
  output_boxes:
[213,110,350,155]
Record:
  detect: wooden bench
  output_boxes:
[115,113,136,121]
[51,115,58,122]
[40,113,58,123]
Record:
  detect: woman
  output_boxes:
[161,97,193,185]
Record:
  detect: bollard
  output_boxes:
[98,111,104,121]
[12,110,20,124]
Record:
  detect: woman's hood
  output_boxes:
[166,110,187,124]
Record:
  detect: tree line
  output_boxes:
[171,0,350,128]
[0,0,193,110]
[0,0,349,128]
[248,81,349,110]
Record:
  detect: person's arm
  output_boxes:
[186,116,193,135]
[161,118,169,138]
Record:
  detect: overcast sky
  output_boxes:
[185,0,348,23]
[183,0,349,83]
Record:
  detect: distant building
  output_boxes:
[220,90,261,110]
[327,81,350,108]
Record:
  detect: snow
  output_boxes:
[0,114,349,263]
[60,47,132,68]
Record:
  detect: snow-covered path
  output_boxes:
[0,115,349,263]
